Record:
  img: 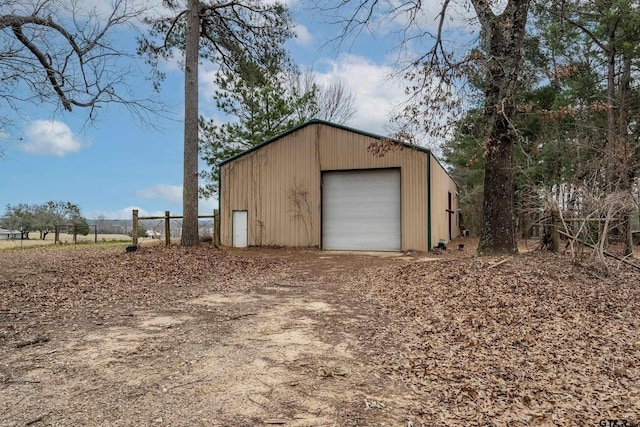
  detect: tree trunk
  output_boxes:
[474,0,530,255]
[479,121,518,254]
[551,210,560,253]
[619,55,634,256]
[181,0,200,247]
[605,46,617,188]
[519,199,532,240]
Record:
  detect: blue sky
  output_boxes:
[0,0,475,220]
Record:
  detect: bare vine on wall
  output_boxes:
[250,154,265,246]
[287,184,312,246]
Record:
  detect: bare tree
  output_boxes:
[288,69,357,123]
[317,79,357,123]
[95,214,110,234]
[537,183,633,275]
[552,0,640,256]
[319,0,532,255]
[140,0,292,246]
[0,0,159,126]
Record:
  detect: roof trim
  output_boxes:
[218,119,432,166]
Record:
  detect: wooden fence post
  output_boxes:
[165,211,171,246]
[132,209,139,245]
[214,209,220,247]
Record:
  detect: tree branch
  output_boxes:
[10,23,73,111]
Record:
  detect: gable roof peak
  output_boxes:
[218,119,432,167]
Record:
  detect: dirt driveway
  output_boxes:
[1,245,422,427]
[2,242,640,426]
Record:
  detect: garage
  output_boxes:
[218,119,459,252]
[322,169,401,251]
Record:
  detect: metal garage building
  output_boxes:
[219,120,458,252]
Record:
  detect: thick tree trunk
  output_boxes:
[474,0,530,255]
[478,115,518,254]
[181,0,200,247]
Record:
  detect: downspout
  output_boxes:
[427,151,432,251]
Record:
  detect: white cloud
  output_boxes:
[365,0,478,37]
[136,184,183,203]
[87,186,218,220]
[489,0,508,16]
[86,206,166,220]
[199,64,221,104]
[197,53,407,136]
[135,184,218,212]
[313,55,405,135]
[21,120,82,157]
[200,197,219,213]
[294,23,313,47]
[87,200,218,220]
[159,48,184,73]
[265,0,298,6]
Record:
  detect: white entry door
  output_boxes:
[322,169,401,251]
[232,210,248,247]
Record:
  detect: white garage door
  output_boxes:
[322,169,401,251]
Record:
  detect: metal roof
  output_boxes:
[218,119,433,166]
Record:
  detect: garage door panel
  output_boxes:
[322,169,401,251]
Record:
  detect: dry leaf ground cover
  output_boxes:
[1,240,639,426]
[0,234,132,250]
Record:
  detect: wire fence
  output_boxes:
[0,211,219,249]
[54,224,98,244]
[132,210,219,245]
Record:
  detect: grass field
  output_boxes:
[0,233,133,249]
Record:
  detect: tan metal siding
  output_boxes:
[317,125,428,251]
[430,155,459,247]
[220,122,457,252]
[220,125,321,247]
